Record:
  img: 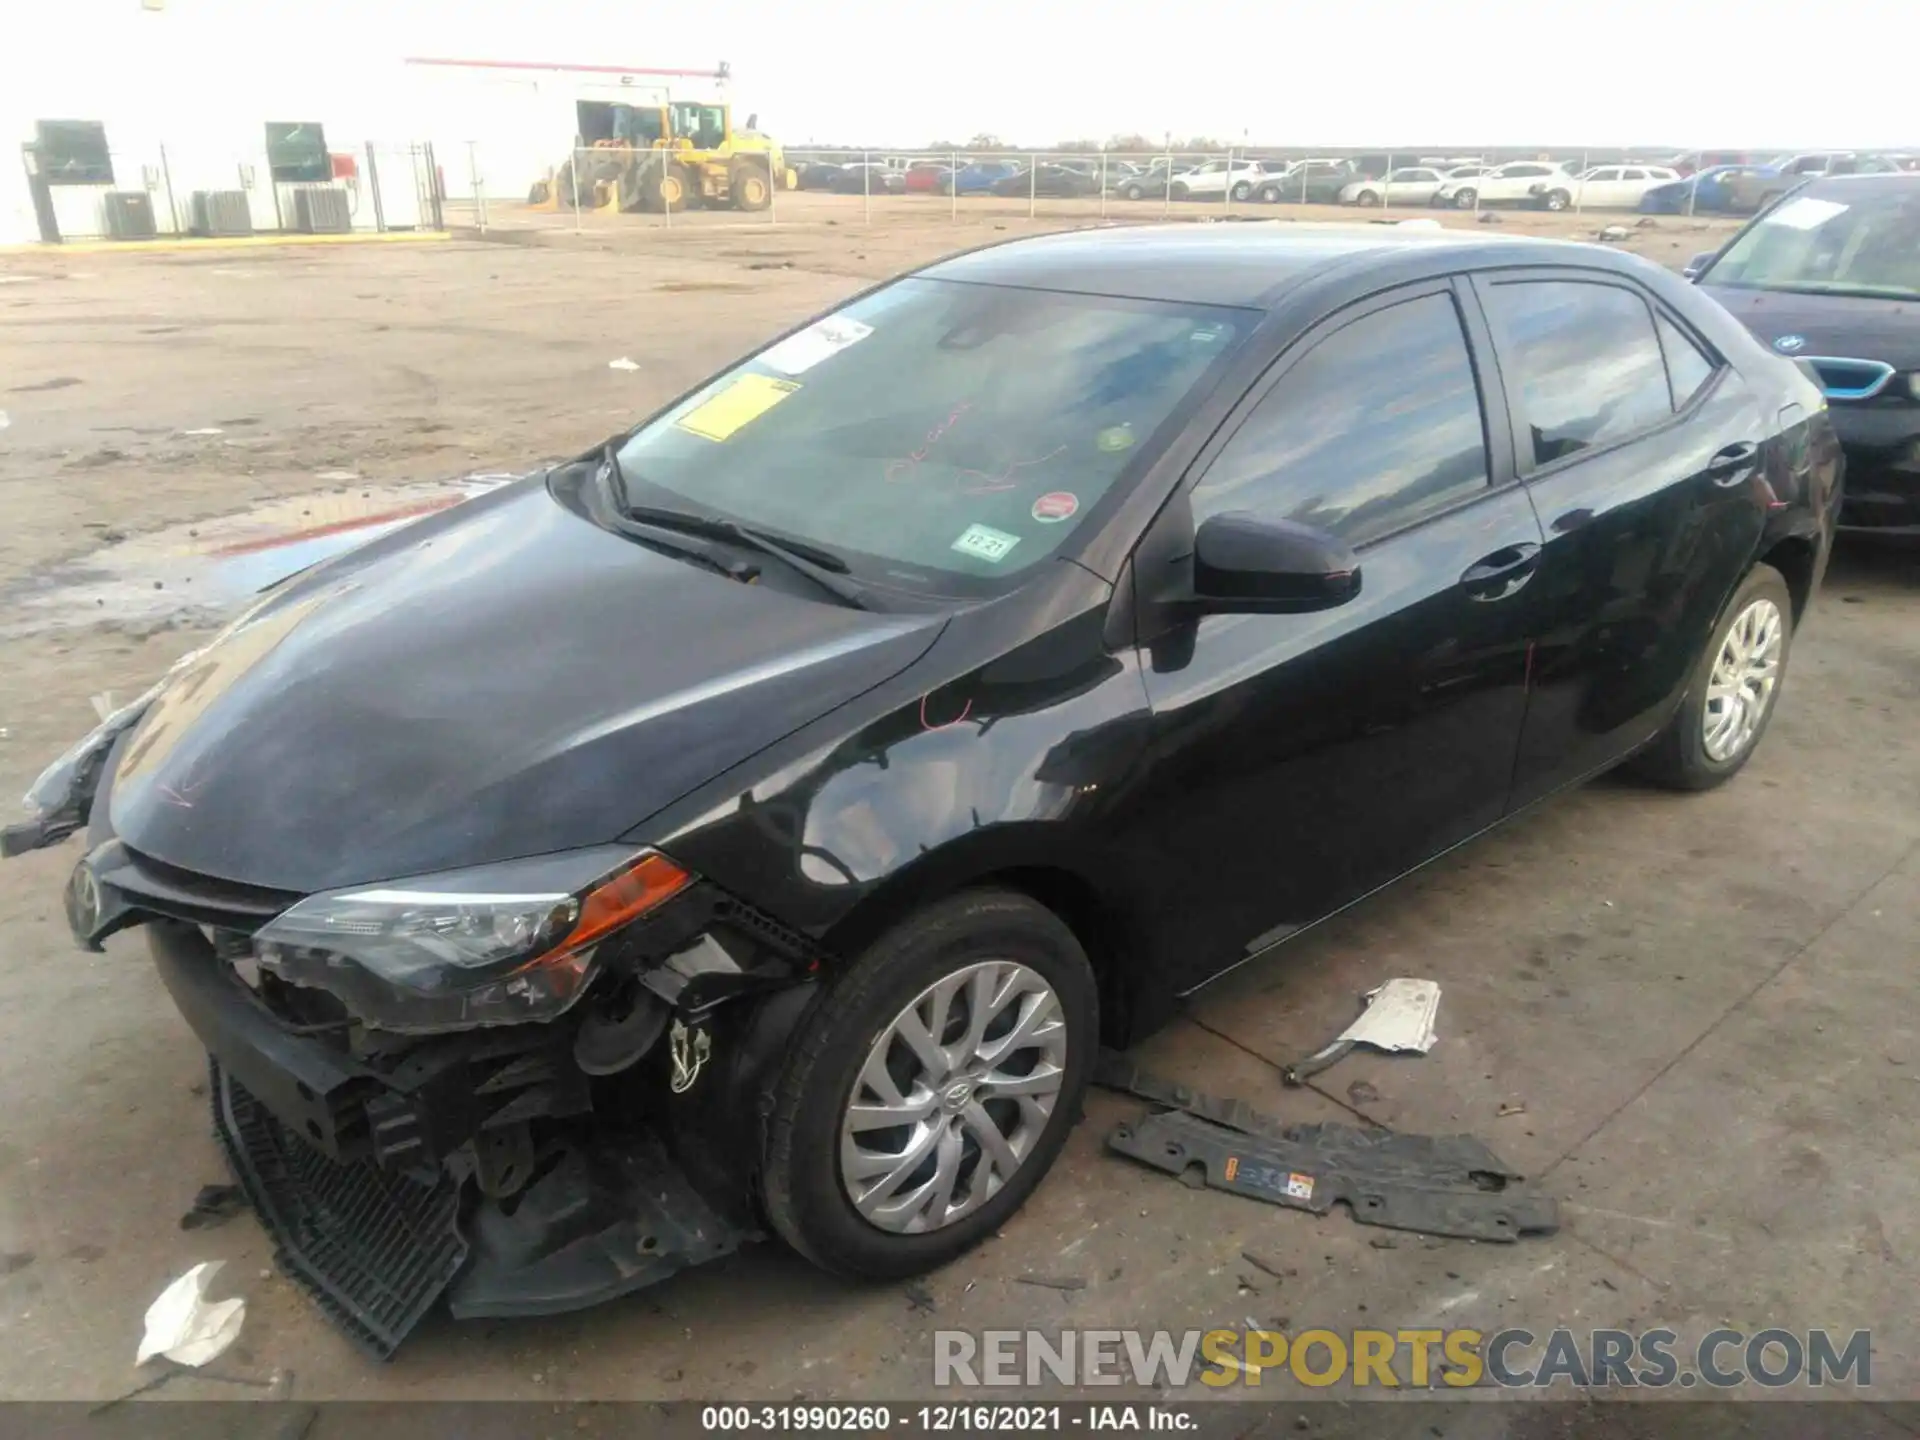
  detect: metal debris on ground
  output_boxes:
[608,357,641,371]
[1015,1274,1088,1292]
[1497,1101,1528,1118]
[137,1261,246,1367]
[1284,978,1441,1085]
[179,1182,247,1231]
[1597,225,1634,242]
[1109,1109,1558,1243]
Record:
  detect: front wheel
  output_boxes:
[1254,183,1282,204]
[1169,181,1190,201]
[1121,182,1145,200]
[1355,189,1380,207]
[1229,180,1252,201]
[760,890,1096,1277]
[1453,188,1478,209]
[1627,564,1793,791]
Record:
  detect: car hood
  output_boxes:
[1700,285,1920,370]
[106,477,944,893]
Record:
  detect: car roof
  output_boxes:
[917,221,1615,309]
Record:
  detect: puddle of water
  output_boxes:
[1,475,516,639]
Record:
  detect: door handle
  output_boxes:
[1705,440,1760,486]
[1460,542,1541,601]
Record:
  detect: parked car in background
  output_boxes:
[797,160,848,191]
[1666,150,1764,177]
[990,164,1100,198]
[1722,154,1854,213]
[1435,161,1579,210]
[904,163,954,194]
[1169,157,1267,201]
[1638,164,1755,215]
[1570,165,1681,209]
[8,223,1837,1356]
[1340,166,1449,207]
[1690,172,1920,533]
[1254,160,1362,204]
[1112,162,1179,200]
[831,162,906,195]
[940,161,1021,196]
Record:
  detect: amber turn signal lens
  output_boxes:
[527,851,692,969]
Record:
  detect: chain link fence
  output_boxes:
[443,142,1746,236]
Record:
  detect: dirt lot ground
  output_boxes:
[1,199,1917,1425]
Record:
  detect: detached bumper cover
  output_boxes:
[157,921,751,1358]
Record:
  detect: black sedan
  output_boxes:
[989,163,1100,198]
[830,162,905,195]
[6,225,1839,1354]
[1689,172,1920,533]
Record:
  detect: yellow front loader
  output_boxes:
[528,99,795,214]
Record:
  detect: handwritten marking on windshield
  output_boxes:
[919,691,975,731]
[885,402,974,484]
[957,445,1067,494]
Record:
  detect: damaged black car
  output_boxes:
[7,224,1840,1356]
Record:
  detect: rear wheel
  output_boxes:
[1122,181,1145,200]
[1356,189,1381,207]
[1254,182,1282,204]
[1541,188,1571,212]
[1453,187,1478,209]
[760,890,1095,1277]
[1229,179,1252,202]
[1627,564,1793,791]
[1169,181,1190,201]
[642,161,696,212]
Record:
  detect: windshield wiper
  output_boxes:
[621,503,874,610]
[588,443,760,584]
[1757,282,1920,301]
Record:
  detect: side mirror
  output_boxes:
[1682,251,1714,281]
[1192,512,1361,614]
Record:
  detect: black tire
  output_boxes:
[731,160,772,211]
[1229,179,1252,202]
[761,889,1097,1279]
[1169,181,1190,201]
[1453,187,1478,209]
[1254,183,1281,204]
[1627,563,1794,791]
[1121,182,1144,200]
[1355,189,1380,207]
[1541,188,1571,212]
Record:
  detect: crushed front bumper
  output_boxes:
[1830,404,1920,534]
[155,920,751,1359]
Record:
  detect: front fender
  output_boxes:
[644,573,1158,967]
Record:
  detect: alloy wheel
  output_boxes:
[1702,598,1784,762]
[839,960,1068,1234]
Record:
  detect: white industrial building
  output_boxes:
[1,1,731,245]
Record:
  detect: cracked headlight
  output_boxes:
[252,847,693,1033]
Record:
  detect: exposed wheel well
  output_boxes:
[822,863,1140,1048]
[1759,535,1818,623]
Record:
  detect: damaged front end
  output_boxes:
[51,820,820,1358]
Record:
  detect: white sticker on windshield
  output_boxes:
[950,523,1021,564]
[759,316,875,376]
[1765,196,1849,231]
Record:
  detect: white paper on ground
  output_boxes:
[137,1261,246,1367]
[1337,977,1441,1055]
[1765,196,1848,232]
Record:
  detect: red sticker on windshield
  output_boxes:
[1032,491,1079,523]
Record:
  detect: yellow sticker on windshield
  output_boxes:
[675,373,800,442]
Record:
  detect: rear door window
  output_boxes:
[1655,313,1717,408]
[1481,279,1673,466]
[1190,291,1490,547]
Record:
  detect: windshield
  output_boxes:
[614,278,1249,595]
[1705,186,1920,299]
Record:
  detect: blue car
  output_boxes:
[1639,164,1750,214]
[940,161,1021,195]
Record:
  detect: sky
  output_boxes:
[6,0,1917,152]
